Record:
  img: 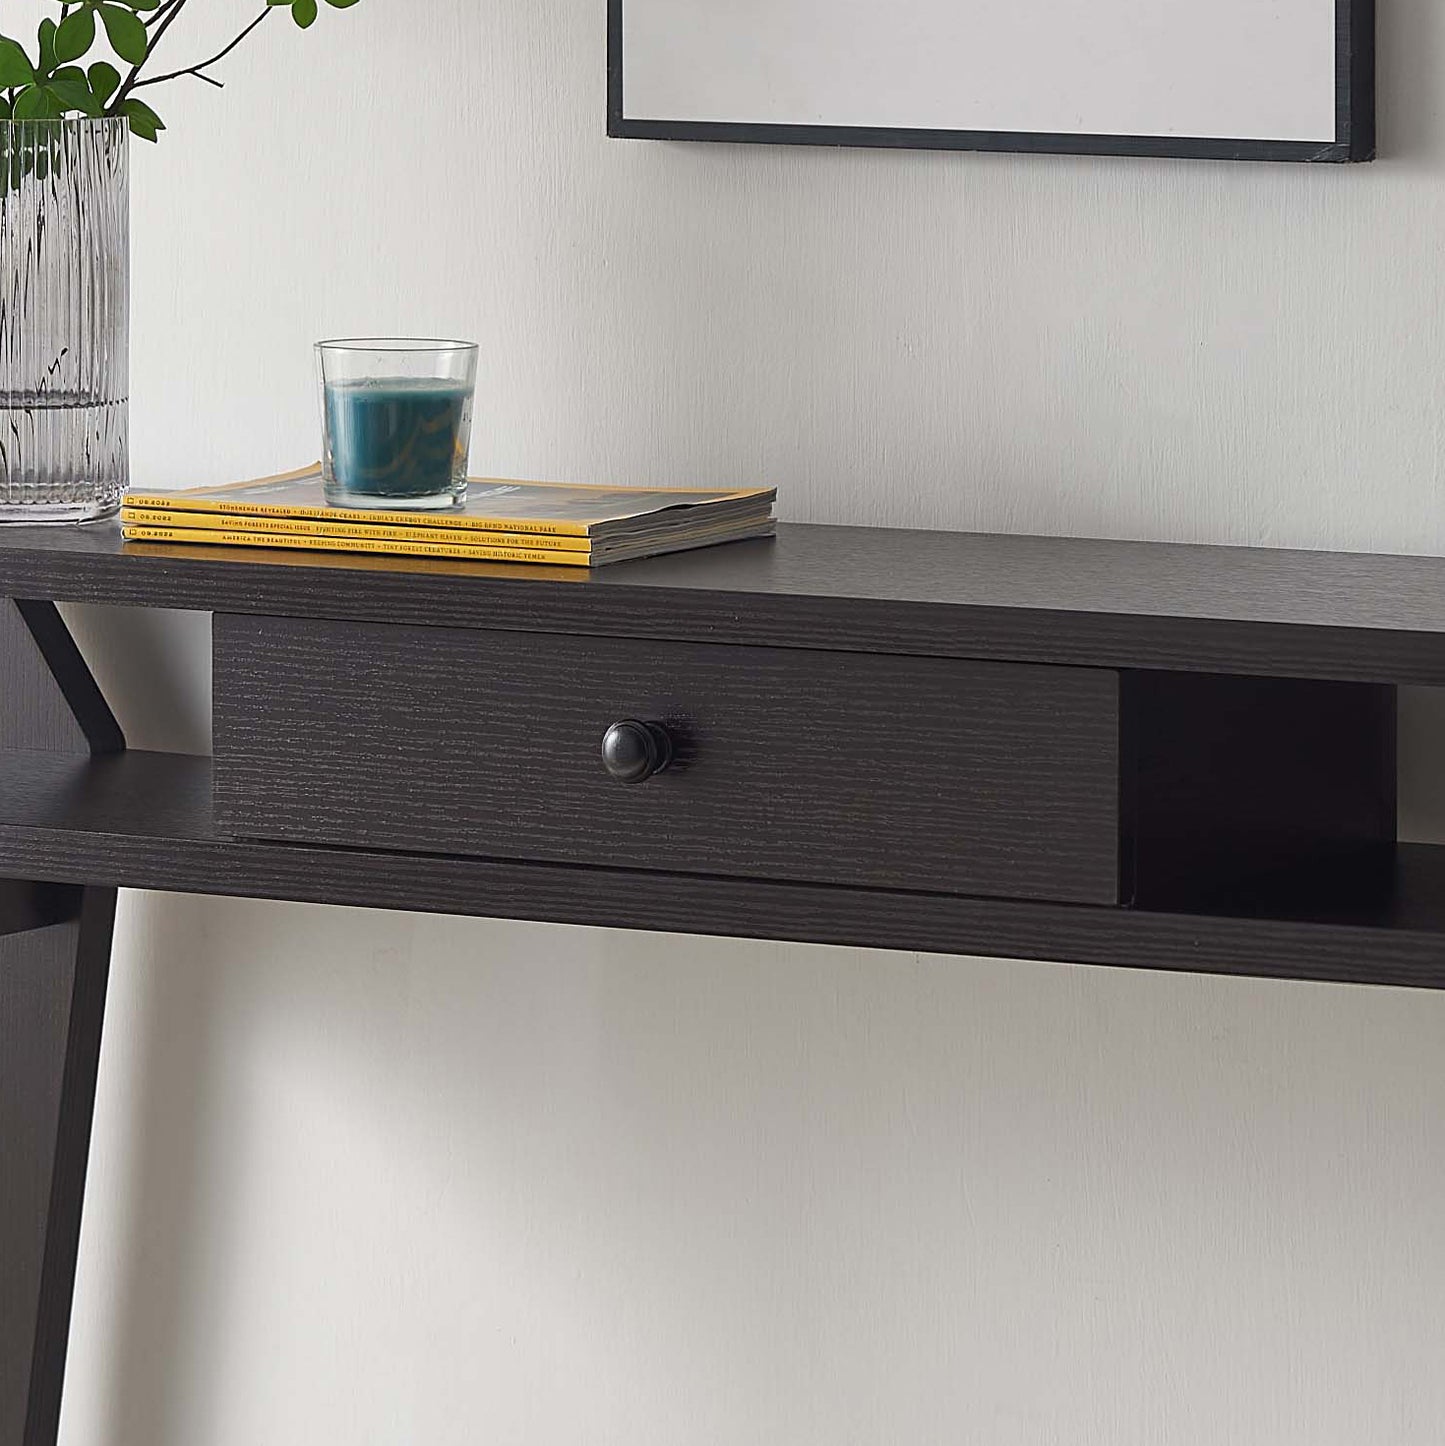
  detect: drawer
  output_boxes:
[212,616,1123,904]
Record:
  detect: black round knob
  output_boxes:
[601,719,673,783]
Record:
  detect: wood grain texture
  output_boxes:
[7,749,1445,990]
[0,598,119,1446]
[213,616,1122,904]
[11,895,113,1446]
[0,922,80,1446]
[0,602,123,757]
[7,524,1445,682]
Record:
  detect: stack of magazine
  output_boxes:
[121,466,776,567]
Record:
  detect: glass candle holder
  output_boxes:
[317,338,478,509]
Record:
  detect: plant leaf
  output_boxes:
[325,0,363,7]
[48,77,102,116]
[292,0,319,29]
[55,8,97,65]
[98,4,148,66]
[0,34,36,87]
[88,60,121,105]
[13,84,62,120]
[38,18,57,75]
[121,95,164,141]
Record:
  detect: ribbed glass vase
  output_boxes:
[0,117,129,523]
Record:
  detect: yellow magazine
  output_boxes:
[125,464,776,540]
[119,505,593,550]
[121,525,595,566]
[120,515,776,566]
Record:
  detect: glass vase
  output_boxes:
[0,117,129,524]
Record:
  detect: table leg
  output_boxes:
[0,599,122,1446]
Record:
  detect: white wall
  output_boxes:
[35,0,1445,1441]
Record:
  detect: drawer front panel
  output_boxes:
[213,616,1121,903]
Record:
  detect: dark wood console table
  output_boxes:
[3,519,1445,1443]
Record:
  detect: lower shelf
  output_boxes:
[1,750,1444,989]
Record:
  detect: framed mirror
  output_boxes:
[608,0,1373,163]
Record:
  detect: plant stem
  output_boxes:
[108,0,193,110]
[144,0,186,25]
[133,8,274,91]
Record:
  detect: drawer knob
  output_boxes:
[601,719,674,783]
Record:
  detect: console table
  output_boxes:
[3,519,1444,1444]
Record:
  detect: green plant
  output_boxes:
[0,0,360,141]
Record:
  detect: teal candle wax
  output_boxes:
[324,375,473,503]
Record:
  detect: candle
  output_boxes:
[324,376,473,504]
[316,340,479,509]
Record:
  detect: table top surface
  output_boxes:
[4,519,1445,681]
[0,517,1443,627]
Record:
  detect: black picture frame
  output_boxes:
[607,0,1374,163]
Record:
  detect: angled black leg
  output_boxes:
[0,599,122,1446]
